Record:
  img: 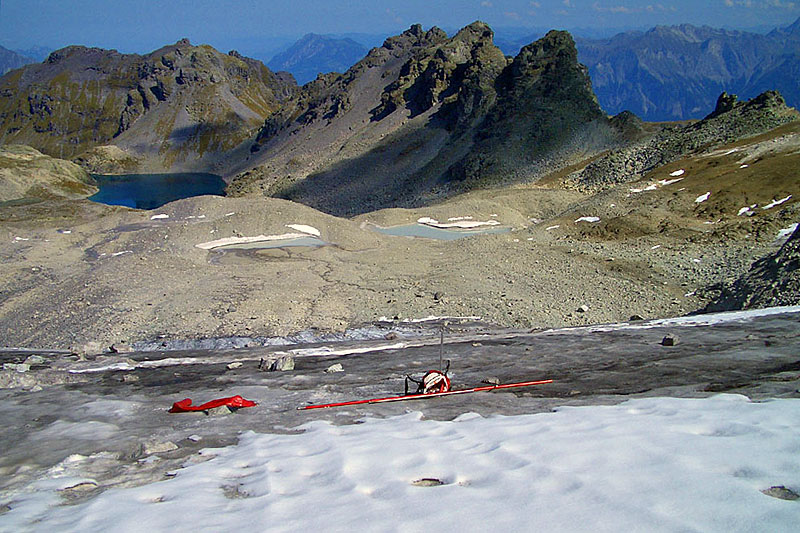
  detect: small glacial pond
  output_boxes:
[373,223,510,241]
[89,173,226,209]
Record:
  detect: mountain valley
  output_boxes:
[4,6,800,531]
[0,21,798,349]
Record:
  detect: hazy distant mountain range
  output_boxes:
[575,17,800,121]
[268,34,368,85]
[266,18,800,122]
[0,45,35,75]
[13,46,53,62]
[485,18,800,120]
[7,15,800,121]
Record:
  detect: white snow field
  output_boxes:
[4,394,799,532]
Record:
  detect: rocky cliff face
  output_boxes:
[229,24,614,216]
[0,40,296,172]
[445,30,608,187]
[253,23,449,146]
[371,22,506,127]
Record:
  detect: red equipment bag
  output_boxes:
[168,395,257,413]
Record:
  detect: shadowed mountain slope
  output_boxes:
[228,24,622,216]
[701,225,800,312]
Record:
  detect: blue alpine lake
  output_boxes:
[88,173,226,209]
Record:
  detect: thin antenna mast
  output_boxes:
[439,326,444,371]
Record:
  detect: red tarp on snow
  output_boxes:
[168,395,257,413]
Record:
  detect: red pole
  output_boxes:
[298,379,553,410]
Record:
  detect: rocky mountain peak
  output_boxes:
[233,23,615,211]
[45,45,115,65]
[382,24,448,53]
[516,30,577,63]
[453,21,494,43]
[500,30,600,115]
[0,41,295,167]
[567,89,798,193]
[699,90,793,128]
[444,29,605,186]
[405,24,425,38]
[706,91,739,119]
[370,21,506,122]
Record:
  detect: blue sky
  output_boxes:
[2,0,799,55]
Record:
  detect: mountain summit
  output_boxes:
[0,40,296,171]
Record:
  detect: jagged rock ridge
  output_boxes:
[229,24,620,216]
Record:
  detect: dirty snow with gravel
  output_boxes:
[4,394,799,532]
[762,195,792,210]
[738,204,757,216]
[695,192,711,204]
[285,224,321,236]
[4,307,800,531]
[195,233,309,250]
[776,223,799,242]
[417,217,500,229]
[629,176,682,193]
[629,183,658,193]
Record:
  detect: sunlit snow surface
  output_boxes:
[5,396,800,532]
[2,307,800,532]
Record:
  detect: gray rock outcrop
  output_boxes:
[701,225,800,312]
[567,91,799,193]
